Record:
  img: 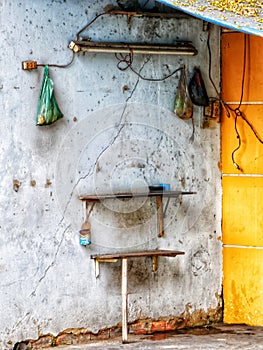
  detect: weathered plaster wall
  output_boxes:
[0,0,221,347]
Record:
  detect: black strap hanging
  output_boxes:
[188,67,209,107]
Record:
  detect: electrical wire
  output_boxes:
[207,30,220,98]
[229,34,247,171]
[227,34,263,170]
[207,31,263,171]
[115,51,183,81]
[37,52,76,69]
[31,12,106,69]
[115,52,195,139]
[76,12,106,41]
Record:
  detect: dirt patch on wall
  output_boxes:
[18,303,222,349]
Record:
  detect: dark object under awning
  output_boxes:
[157,0,263,37]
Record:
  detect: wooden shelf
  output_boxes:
[91,249,184,275]
[80,191,195,237]
[91,249,185,260]
[79,190,195,201]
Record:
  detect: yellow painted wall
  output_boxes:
[222,33,263,325]
[223,248,263,324]
[222,177,263,247]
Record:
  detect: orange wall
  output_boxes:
[221,33,263,174]
[221,32,263,325]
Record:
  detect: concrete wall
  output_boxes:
[0,0,222,347]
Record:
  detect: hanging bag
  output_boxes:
[188,67,209,106]
[36,66,64,126]
[174,66,193,120]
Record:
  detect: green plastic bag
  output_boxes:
[174,66,193,120]
[36,66,64,126]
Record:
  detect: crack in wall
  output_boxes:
[28,59,147,298]
[148,134,165,160]
[9,312,31,335]
[30,224,70,297]
[75,55,148,186]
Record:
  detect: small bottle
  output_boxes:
[79,220,91,246]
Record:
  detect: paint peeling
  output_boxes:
[11,303,222,349]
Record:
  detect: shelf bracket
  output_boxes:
[94,258,118,278]
[152,255,158,272]
[156,195,164,237]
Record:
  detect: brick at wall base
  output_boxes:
[129,319,182,334]
[90,329,110,341]
[129,306,222,335]
[28,328,118,349]
[31,335,54,349]
[27,305,222,348]
[56,329,111,346]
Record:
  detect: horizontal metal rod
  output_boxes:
[68,41,197,55]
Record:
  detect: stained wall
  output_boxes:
[0,1,221,347]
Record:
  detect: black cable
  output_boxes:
[115,51,183,81]
[36,12,108,68]
[231,110,242,170]
[225,34,247,114]
[207,30,231,118]
[207,30,220,97]
[229,34,247,171]
[75,12,106,41]
[229,34,263,169]
[207,31,263,170]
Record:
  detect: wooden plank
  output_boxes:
[91,250,184,260]
[96,258,118,263]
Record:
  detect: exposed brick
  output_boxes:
[29,305,222,348]
[56,333,77,346]
[166,318,179,331]
[129,320,151,335]
[77,333,91,344]
[31,335,53,349]
[63,327,88,335]
[151,320,166,333]
[90,329,110,340]
[109,326,122,338]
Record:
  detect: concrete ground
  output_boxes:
[44,324,263,350]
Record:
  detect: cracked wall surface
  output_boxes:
[0,0,221,348]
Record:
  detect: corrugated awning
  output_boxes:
[157,0,263,37]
